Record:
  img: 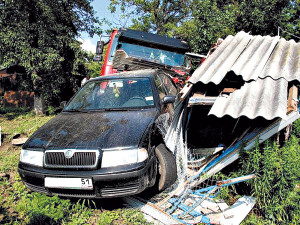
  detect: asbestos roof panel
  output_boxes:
[259,38,300,81]
[231,35,280,81]
[188,31,252,84]
[208,77,288,120]
[189,31,300,84]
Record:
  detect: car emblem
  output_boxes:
[65,150,74,159]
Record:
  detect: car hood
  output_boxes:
[23,109,157,150]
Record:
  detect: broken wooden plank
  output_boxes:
[180,83,193,101]
[12,138,28,146]
[123,196,181,224]
[220,196,255,225]
[287,85,298,114]
[190,146,224,156]
[217,174,256,186]
[221,88,237,95]
[188,93,217,106]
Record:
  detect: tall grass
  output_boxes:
[236,136,300,223]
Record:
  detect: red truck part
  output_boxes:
[96,28,192,85]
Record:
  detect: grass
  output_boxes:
[0,109,150,225]
[0,109,54,140]
[216,133,300,224]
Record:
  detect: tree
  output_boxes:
[110,0,300,54]
[177,0,300,53]
[109,0,192,36]
[233,0,291,36]
[84,52,103,78]
[176,0,236,53]
[0,0,101,113]
[279,0,300,40]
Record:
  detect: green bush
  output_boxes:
[16,193,93,224]
[237,136,300,224]
[96,209,149,225]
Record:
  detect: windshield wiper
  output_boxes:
[64,109,88,113]
[104,108,128,111]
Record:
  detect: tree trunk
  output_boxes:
[34,95,45,115]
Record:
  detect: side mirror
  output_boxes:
[162,95,176,104]
[94,41,104,62]
[93,55,103,62]
[60,101,67,109]
[96,41,104,54]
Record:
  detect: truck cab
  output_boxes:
[96,28,192,85]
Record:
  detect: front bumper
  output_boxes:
[18,156,156,198]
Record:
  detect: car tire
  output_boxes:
[155,143,177,192]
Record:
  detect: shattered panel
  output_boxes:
[208,77,288,120]
[231,35,279,81]
[188,31,252,85]
[189,31,300,85]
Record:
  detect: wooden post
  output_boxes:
[287,85,298,114]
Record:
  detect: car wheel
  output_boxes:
[155,144,177,192]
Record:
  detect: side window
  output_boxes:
[154,74,167,100]
[159,74,178,96]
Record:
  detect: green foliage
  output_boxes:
[236,137,300,223]
[178,0,300,53]
[109,0,192,36]
[0,110,54,140]
[0,150,19,173]
[46,106,56,115]
[96,209,149,225]
[291,118,300,138]
[16,193,93,224]
[84,52,103,78]
[0,106,31,117]
[177,0,236,53]
[110,0,300,54]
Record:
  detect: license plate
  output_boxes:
[45,177,93,190]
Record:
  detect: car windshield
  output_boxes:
[65,78,155,111]
[117,41,186,67]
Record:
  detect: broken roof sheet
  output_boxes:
[189,31,300,84]
[188,31,300,120]
[208,77,288,120]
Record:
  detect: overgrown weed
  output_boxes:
[235,136,300,224]
[0,109,54,140]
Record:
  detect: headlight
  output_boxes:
[101,148,148,168]
[20,149,44,167]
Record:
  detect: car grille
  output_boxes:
[44,150,100,169]
[24,181,49,194]
[101,184,140,197]
[49,188,97,198]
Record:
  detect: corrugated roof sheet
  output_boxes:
[189,31,252,84]
[259,38,300,81]
[189,31,300,84]
[208,77,288,120]
[188,31,300,120]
